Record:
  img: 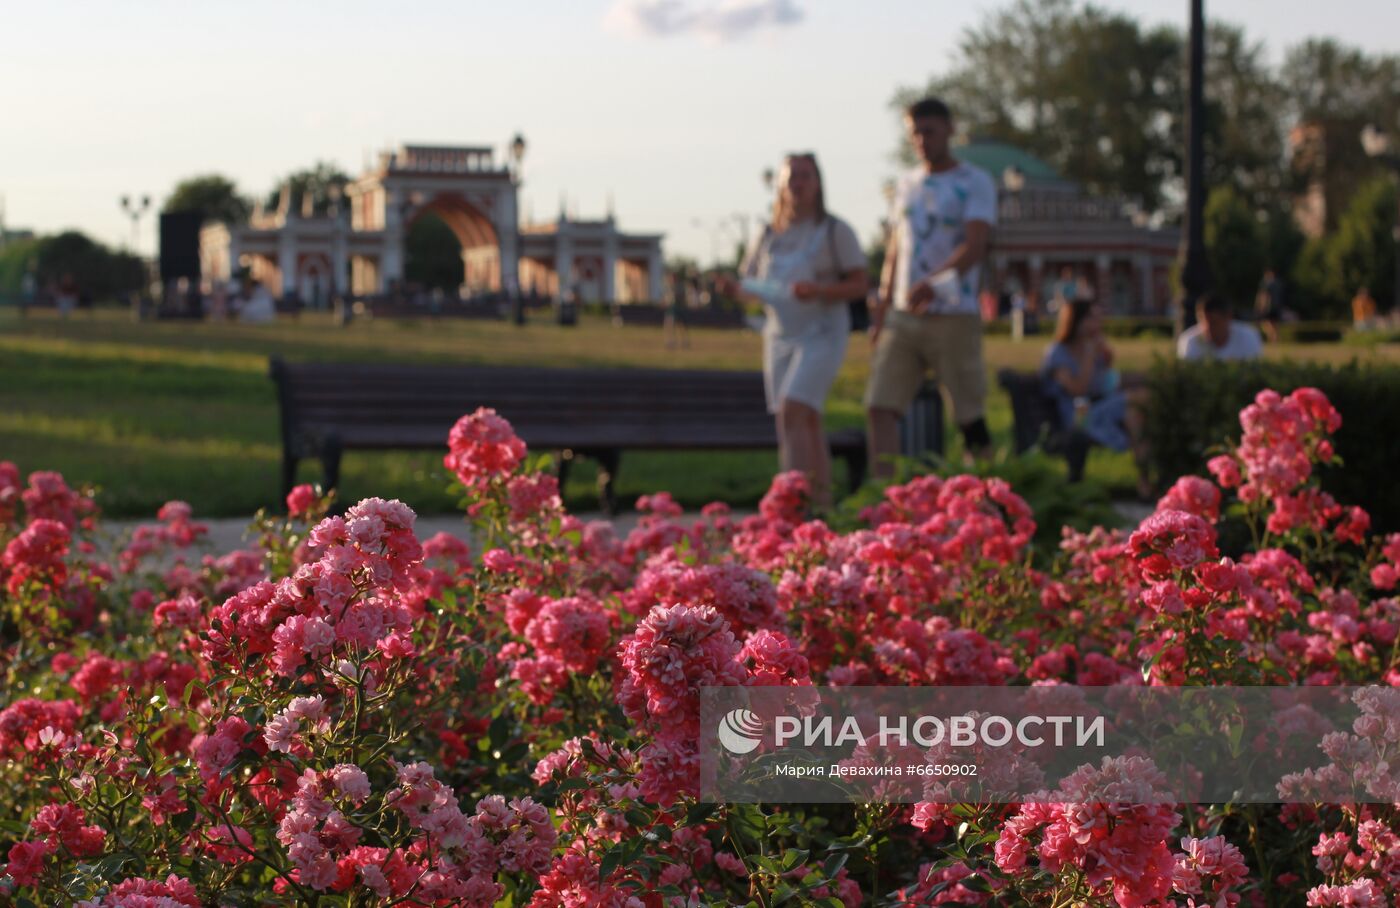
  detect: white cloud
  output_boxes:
[605,0,804,42]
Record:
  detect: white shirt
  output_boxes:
[890,161,997,315]
[1177,320,1263,361]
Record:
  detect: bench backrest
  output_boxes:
[612,305,747,329]
[367,300,503,320]
[269,358,778,448]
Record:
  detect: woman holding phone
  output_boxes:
[719,152,867,510]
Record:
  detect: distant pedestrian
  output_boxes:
[1254,268,1284,343]
[1352,286,1378,331]
[665,270,689,350]
[19,265,36,315]
[56,274,79,318]
[1010,286,1028,341]
[1049,266,1076,315]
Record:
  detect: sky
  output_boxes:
[3,0,1398,264]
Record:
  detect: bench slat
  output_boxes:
[270,357,869,508]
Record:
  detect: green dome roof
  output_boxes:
[954,139,1064,184]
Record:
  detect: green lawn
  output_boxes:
[2,307,1396,517]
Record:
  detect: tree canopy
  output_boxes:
[163,174,250,224]
[266,162,351,217]
[895,0,1396,215]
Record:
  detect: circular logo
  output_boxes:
[717,708,764,754]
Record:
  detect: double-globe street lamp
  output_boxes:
[119,194,152,254]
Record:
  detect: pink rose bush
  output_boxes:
[1,389,1398,905]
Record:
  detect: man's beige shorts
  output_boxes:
[864,310,987,423]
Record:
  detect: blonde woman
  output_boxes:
[720,153,867,510]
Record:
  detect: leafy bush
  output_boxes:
[1144,357,1400,530]
[0,231,144,301]
[1102,316,1175,338]
[1274,322,1347,343]
[1205,186,1267,309]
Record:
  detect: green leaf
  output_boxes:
[598,845,624,883]
[778,848,808,873]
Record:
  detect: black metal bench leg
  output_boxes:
[322,434,344,493]
[281,452,299,499]
[594,449,621,516]
[841,447,868,494]
[556,450,573,493]
[1065,433,1090,483]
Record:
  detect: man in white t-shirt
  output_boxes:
[865,96,998,475]
[1177,293,1263,362]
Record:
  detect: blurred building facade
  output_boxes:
[957,139,1181,315]
[200,144,665,303]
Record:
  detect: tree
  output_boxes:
[1279,39,1400,232]
[1290,236,1336,320]
[1326,176,1398,309]
[1281,39,1400,129]
[1290,178,1398,318]
[1261,205,1305,275]
[895,0,1179,210]
[163,174,250,224]
[893,1,1285,214]
[1202,24,1287,203]
[0,237,39,296]
[403,215,463,291]
[5,231,146,300]
[1203,186,1265,309]
[266,162,351,217]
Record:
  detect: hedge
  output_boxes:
[1275,322,1347,344]
[1144,357,1400,531]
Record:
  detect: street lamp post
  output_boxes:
[1175,0,1213,334]
[1361,124,1400,315]
[119,194,152,254]
[507,132,528,326]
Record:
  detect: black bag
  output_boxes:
[824,217,870,332]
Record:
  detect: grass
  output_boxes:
[2,307,1397,518]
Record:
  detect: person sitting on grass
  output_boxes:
[1177,292,1263,361]
[1041,300,1152,497]
[234,271,276,325]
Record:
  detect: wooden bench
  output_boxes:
[612,304,748,330]
[997,368,1144,482]
[365,298,504,320]
[269,357,868,512]
[274,297,304,319]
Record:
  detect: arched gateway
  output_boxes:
[199,143,665,303]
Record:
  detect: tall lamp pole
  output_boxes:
[1176,0,1212,333]
[1361,125,1400,315]
[507,132,527,326]
[119,194,152,255]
